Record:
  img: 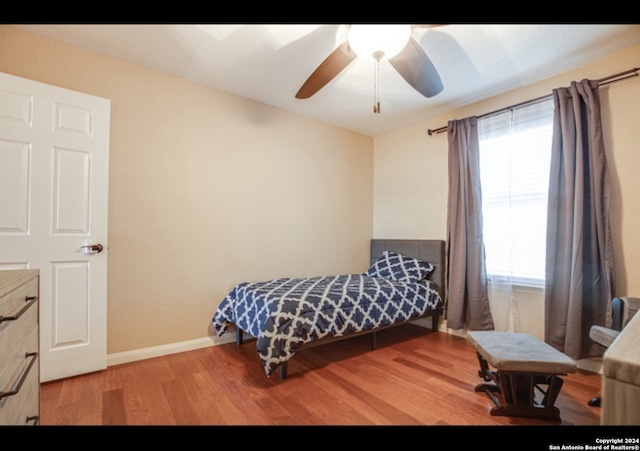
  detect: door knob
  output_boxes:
[80,243,104,254]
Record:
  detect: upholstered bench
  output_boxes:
[466,331,577,421]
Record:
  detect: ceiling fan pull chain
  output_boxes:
[374,59,381,113]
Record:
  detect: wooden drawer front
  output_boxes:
[0,335,39,425]
[0,277,39,425]
[16,366,40,425]
[0,299,38,385]
[0,277,38,317]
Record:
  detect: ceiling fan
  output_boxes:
[295,24,444,109]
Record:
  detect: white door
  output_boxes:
[0,72,110,382]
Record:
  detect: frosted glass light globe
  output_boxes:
[348,25,411,62]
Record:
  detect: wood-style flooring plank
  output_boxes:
[39,324,603,427]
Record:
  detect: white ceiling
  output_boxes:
[13,24,640,137]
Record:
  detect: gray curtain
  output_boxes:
[446,117,495,331]
[545,79,616,360]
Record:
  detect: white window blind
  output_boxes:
[478,98,554,285]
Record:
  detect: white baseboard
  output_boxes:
[107,334,235,367]
[106,320,452,368]
[414,317,467,337]
[108,322,597,375]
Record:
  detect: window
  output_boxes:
[478,98,554,286]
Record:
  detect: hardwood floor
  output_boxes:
[39,324,603,427]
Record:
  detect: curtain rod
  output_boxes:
[427,66,640,136]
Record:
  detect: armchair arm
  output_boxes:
[620,296,640,328]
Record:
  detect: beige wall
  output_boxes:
[374,45,640,336]
[0,26,374,354]
[2,25,639,359]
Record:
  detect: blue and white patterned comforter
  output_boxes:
[211,273,442,377]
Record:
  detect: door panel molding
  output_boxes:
[0,71,110,382]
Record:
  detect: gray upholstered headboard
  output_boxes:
[370,239,446,295]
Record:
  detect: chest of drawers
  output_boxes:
[0,269,40,425]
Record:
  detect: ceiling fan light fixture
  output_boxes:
[348,25,411,62]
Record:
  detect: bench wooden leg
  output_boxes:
[473,353,566,421]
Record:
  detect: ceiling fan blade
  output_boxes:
[389,36,444,98]
[295,41,356,99]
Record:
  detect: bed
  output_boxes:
[211,239,445,379]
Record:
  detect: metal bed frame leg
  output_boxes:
[279,362,288,380]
